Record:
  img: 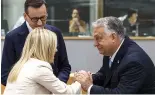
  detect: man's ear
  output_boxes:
[111,32,117,42]
[23,13,27,20]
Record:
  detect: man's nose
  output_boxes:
[94,40,98,47]
[37,19,43,26]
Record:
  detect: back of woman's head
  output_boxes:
[8,28,57,83]
[23,28,57,63]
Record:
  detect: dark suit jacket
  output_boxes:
[1,22,71,86]
[91,36,155,94]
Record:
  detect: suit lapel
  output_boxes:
[16,22,29,53]
[18,23,50,45]
[18,22,29,35]
[103,56,112,87]
[18,22,29,42]
[104,36,131,87]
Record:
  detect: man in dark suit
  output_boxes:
[1,0,71,86]
[74,17,155,94]
[123,9,139,36]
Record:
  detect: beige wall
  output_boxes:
[1,39,155,73]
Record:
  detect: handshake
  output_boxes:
[73,70,93,92]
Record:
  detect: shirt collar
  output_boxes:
[26,21,33,32]
[110,38,125,62]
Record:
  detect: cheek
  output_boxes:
[100,42,112,52]
[29,23,36,29]
[26,19,34,27]
[43,21,47,25]
[99,41,109,48]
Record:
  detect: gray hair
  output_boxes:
[92,16,125,38]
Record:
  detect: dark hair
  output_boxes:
[127,9,138,18]
[24,0,46,13]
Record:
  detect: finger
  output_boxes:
[78,70,86,73]
[88,71,92,74]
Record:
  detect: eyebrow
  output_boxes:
[94,34,102,39]
[32,15,47,18]
[94,32,103,37]
[30,14,47,18]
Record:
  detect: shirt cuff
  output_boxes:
[87,84,93,95]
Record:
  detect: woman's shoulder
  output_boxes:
[23,58,53,78]
[26,58,52,69]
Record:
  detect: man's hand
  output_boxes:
[74,70,93,91]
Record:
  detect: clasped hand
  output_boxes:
[73,70,93,91]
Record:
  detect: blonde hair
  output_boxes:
[7,28,57,83]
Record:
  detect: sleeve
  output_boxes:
[1,34,16,86]
[90,62,146,94]
[87,84,93,94]
[33,66,81,94]
[55,28,71,83]
[92,64,106,86]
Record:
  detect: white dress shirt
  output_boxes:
[87,38,125,94]
[26,21,33,32]
[3,58,81,94]
[110,38,125,64]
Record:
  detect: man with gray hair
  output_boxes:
[74,16,155,94]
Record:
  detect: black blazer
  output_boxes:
[91,36,155,94]
[1,22,71,85]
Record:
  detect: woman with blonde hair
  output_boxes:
[3,28,81,94]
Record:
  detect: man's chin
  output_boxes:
[37,26,44,28]
[99,51,103,55]
[33,26,44,29]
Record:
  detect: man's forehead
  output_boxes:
[93,32,103,38]
[93,27,104,36]
[27,5,47,15]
